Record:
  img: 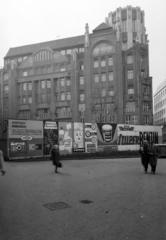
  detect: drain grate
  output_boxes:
[79,200,93,204]
[43,202,71,210]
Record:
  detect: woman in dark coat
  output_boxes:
[148,143,159,174]
[139,140,149,173]
[51,145,61,173]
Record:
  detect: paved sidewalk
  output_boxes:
[0,158,166,240]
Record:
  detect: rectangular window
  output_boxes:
[66,78,71,86]
[127,70,133,79]
[41,80,45,89]
[125,115,138,124]
[108,72,114,81]
[67,49,71,54]
[23,70,28,77]
[47,93,51,102]
[60,65,66,71]
[79,48,84,53]
[144,115,149,125]
[22,97,26,104]
[143,102,149,112]
[101,88,106,97]
[110,116,115,123]
[79,76,84,85]
[28,82,32,91]
[128,86,134,94]
[29,69,33,76]
[18,57,22,62]
[4,85,9,94]
[23,83,27,91]
[47,80,51,88]
[122,20,127,32]
[108,57,113,66]
[19,110,31,119]
[101,59,106,67]
[41,94,46,103]
[122,41,127,51]
[94,60,98,68]
[127,55,133,64]
[3,73,9,80]
[60,50,66,55]
[61,92,65,101]
[36,94,40,103]
[67,92,71,100]
[94,74,99,83]
[132,20,137,32]
[80,93,85,102]
[101,73,106,82]
[109,88,114,96]
[143,86,148,94]
[80,63,84,70]
[60,78,65,87]
[28,96,32,104]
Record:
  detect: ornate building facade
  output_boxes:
[0,6,153,139]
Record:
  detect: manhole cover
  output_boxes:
[43,202,71,210]
[79,200,93,204]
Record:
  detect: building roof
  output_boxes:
[93,22,111,32]
[5,35,84,58]
[155,79,166,95]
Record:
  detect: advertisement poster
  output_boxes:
[73,122,85,152]
[59,122,73,154]
[97,123,118,151]
[44,121,58,155]
[117,124,162,151]
[8,119,43,158]
[84,123,97,152]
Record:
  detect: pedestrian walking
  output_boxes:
[0,150,6,176]
[148,143,159,174]
[139,140,149,173]
[51,145,62,173]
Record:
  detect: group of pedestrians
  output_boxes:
[139,140,159,174]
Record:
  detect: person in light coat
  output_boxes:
[0,150,6,176]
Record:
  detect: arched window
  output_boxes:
[92,42,114,56]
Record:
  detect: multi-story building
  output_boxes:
[0,6,153,139]
[154,79,166,126]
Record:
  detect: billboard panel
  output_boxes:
[43,121,58,155]
[117,124,162,151]
[8,119,43,158]
[96,123,118,151]
[84,123,97,152]
[73,122,85,152]
[59,122,73,154]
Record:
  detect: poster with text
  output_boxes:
[73,122,85,152]
[59,122,73,154]
[117,124,162,151]
[84,123,97,152]
[44,121,58,155]
[8,119,43,159]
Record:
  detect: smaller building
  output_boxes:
[154,79,166,126]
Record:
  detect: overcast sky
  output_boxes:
[0,0,166,94]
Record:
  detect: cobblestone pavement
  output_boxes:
[0,158,166,240]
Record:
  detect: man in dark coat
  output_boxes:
[148,143,159,174]
[51,145,60,173]
[139,140,149,173]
